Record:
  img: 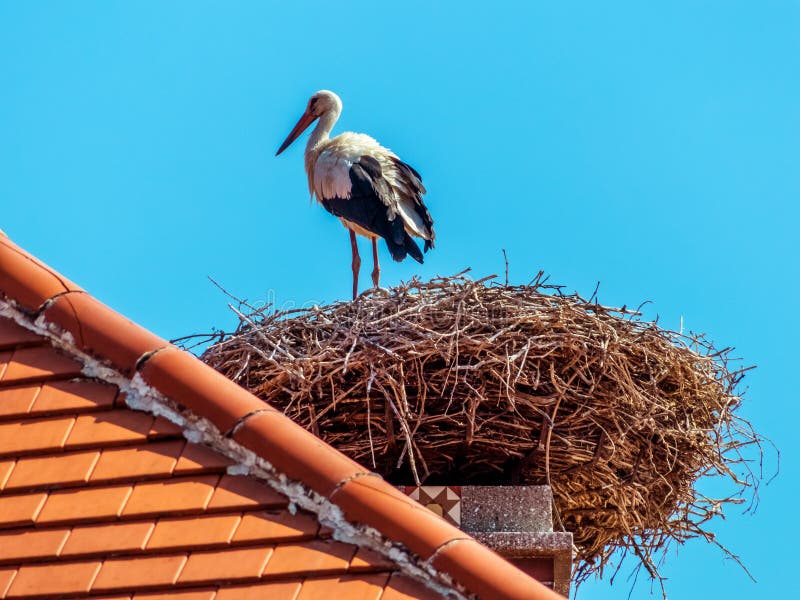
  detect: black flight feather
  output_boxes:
[390,157,435,252]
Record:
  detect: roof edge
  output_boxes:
[0,235,565,600]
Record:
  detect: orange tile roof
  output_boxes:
[0,234,565,600]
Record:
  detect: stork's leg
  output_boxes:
[350,230,361,301]
[371,237,381,289]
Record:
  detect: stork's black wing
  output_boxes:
[321,156,424,263]
[391,157,435,252]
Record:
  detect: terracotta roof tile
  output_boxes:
[92,554,188,592]
[174,442,236,475]
[0,318,42,351]
[0,568,17,600]
[231,510,319,544]
[65,409,155,448]
[32,380,117,415]
[215,581,302,600]
[60,521,155,557]
[178,546,274,585]
[0,415,75,457]
[0,463,11,491]
[207,475,288,511]
[296,574,389,600]
[0,528,70,563]
[4,448,100,490]
[0,493,47,527]
[122,475,219,518]
[37,484,132,524]
[263,540,356,578]
[233,410,369,497]
[379,573,446,600]
[1,346,82,384]
[149,416,184,438]
[0,237,82,312]
[136,590,217,600]
[7,560,102,597]
[349,547,395,573]
[146,514,241,551]
[41,291,168,376]
[0,385,39,419]
[90,440,184,483]
[330,475,457,560]
[0,353,11,383]
[0,460,14,490]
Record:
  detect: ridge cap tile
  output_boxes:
[139,347,268,434]
[42,292,168,376]
[329,475,458,561]
[232,410,368,498]
[0,237,82,312]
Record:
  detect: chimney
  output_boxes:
[398,485,572,596]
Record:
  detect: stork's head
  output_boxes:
[276,90,342,156]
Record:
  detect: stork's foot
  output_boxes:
[362,286,390,298]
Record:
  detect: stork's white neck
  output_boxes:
[306,107,340,153]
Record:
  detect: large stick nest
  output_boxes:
[197,273,764,583]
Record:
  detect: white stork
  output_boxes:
[276,90,435,300]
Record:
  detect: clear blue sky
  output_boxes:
[1,2,797,597]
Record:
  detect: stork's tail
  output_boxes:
[404,233,424,264]
[384,233,424,264]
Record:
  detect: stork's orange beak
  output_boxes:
[276,110,317,156]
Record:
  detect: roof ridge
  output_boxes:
[0,235,565,600]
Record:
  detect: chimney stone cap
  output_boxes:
[461,485,553,533]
